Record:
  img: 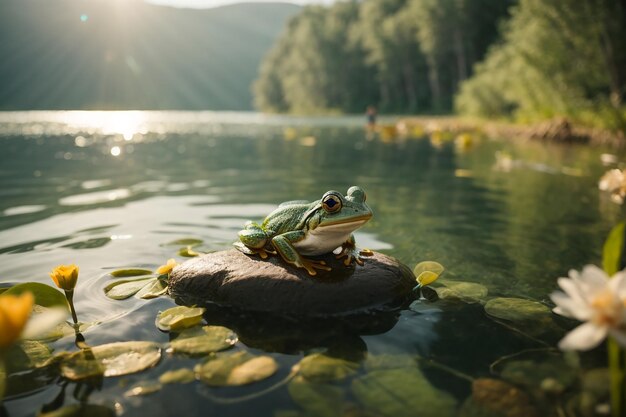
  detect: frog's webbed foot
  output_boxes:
[271,232,331,276]
[336,237,373,266]
[299,258,331,276]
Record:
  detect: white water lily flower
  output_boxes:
[599,169,626,204]
[550,265,626,350]
[599,169,624,192]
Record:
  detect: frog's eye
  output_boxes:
[322,194,342,213]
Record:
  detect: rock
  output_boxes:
[169,249,416,317]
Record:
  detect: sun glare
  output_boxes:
[57,111,147,139]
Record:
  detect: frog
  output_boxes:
[234,186,374,276]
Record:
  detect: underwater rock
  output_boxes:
[168,249,415,317]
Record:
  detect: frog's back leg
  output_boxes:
[271,231,331,276]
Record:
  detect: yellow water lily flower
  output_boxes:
[49,264,79,291]
[156,259,178,275]
[0,292,34,348]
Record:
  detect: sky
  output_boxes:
[146,0,334,8]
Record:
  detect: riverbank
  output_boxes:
[397,116,626,148]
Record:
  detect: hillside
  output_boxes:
[0,0,300,110]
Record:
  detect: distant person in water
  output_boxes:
[366,106,377,128]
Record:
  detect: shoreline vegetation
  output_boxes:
[253,0,626,144]
[395,116,626,147]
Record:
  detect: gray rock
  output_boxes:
[169,249,416,317]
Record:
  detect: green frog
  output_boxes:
[234,186,374,275]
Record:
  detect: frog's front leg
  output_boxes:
[336,234,373,266]
[271,231,331,276]
[235,221,276,259]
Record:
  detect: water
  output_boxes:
[1,111,623,416]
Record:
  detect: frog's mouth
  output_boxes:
[318,214,372,229]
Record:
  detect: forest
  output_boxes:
[253,0,626,130]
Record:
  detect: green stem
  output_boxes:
[0,354,5,405]
[65,290,78,325]
[608,337,626,417]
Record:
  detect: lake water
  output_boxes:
[1,111,623,417]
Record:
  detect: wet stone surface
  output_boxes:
[169,249,416,317]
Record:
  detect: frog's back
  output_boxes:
[262,202,316,235]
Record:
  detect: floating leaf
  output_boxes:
[5,340,53,373]
[417,271,440,287]
[178,246,202,257]
[135,277,168,299]
[491,350,577,394]
[414,261,445,286]
[37,404,116,417]
[484,298,551,323]
[227,356,278,386]
[156,306,205,332]
[124,380,163,397]
[364,354,416,372]
[194,351,277,387]
[22,306,69,341]
[4,282,68,312]
[165,238,203,247]
[159,368,196,384]
[352,369,456,417]
[28,320,92,343]
[459,378,539,417]
[104,277,156,300]
[60,341,161,380]
[109,268,154,278]
[603,222,625,276]
[169,325,237,355]
[288,375,345,417]
[194,351,251,386]
[433,281,488,303]
[295,353,359,383]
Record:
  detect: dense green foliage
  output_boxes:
[254,0,626,130]
[0,0,299,110]
[253,0,512,114]
[456,0,626,129]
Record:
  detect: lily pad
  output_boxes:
[194,351,277,386]
[4,282,68,312]
[434,280,488,303]
[159,368,196,384]
[60,341,161,380]
[169,325,237,355]
[414,261,445,286]
[104,277,156,300]
[364,354,416,372]
[5,340,53,373]
[37,404,116,417]
[227,356,279,386]
[164,238,203,247]
[178,246,202,257]
[491,350,577,394]
[288,376,345,417]
[351,369,456,417]
[156,306,205,332]
[124,380,163,397]
[484,298,551,323]
[295,353,359,382]
[135,277,168,299]
[109,268,154,278]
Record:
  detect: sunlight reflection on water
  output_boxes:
[1,111,625,417]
